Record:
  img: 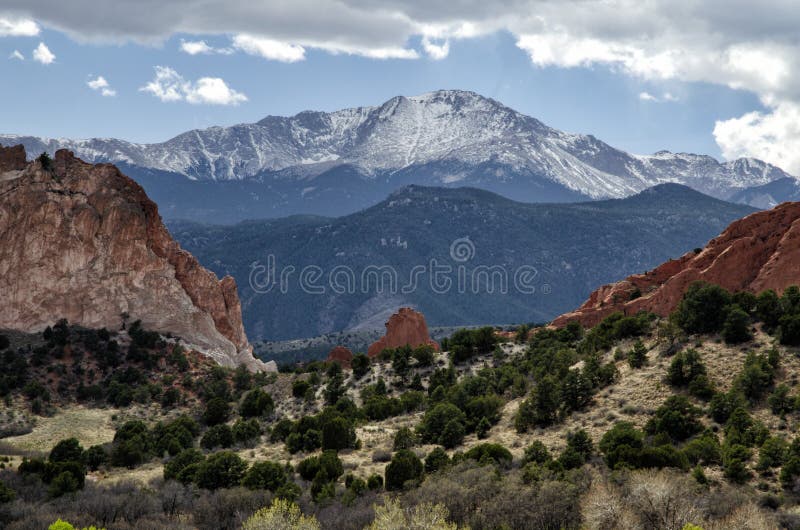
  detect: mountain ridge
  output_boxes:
[167,182,756,341]
[1,90,793,223]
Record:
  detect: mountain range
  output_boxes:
[2,90,794,223]
[168,183,755,342]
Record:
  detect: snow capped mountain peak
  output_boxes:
[0,91,795,203]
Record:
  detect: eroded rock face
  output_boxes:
[367,307,439,357]
[0,146,269,371]
[0,145,26,173]
[326,346,354,368]
[552,202,800,329]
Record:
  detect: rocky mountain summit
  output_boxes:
[552,201,800,328]
[2,91,794,222]
[0,146,269,371]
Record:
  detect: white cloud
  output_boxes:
[87,75,116,97]
[421,36,449,60]
[180,39,233,55]
[639,92,658,102]
[32,41,54,64]
[714,101,800,177]
[140,66,247,105]
[232,34,305,62]
[9,49,23,60]
[663,92,678,102]
[0,16,39,37]
[180,39,213,55]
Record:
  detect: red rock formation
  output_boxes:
[326,346,354,368]
[552,202,800,329]
[0,145,26,173]
[0,146,269,371]
[367,307,440,357]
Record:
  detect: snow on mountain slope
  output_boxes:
[1,90,794,200]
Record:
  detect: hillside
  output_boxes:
[2,283,800,529]
[2,90,793,222]
[168,183,755,342]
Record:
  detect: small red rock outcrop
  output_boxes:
[552,201,800,329]
[0,146,269,371]
[326,346,354,368]
[0,144,26,173]
[367,307,440,357]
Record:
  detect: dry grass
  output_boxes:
[1,406,117,453]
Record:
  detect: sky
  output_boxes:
[0,1,797,173]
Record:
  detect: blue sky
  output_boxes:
[0,2,795,170]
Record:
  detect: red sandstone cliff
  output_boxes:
[552,201,800,329]
[0,146,268,371]
[367,307,440,357]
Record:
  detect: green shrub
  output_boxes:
[292,379,311,398]
[201,424,234,449]
[645,396,703,441]
[768,384,795,415]
[757,436,788,471]
[523,440,552,465]
[242,461,288,491]
[351,354,370,379]
[599,422,644,469]
[780,314,800,346]
[674,282,732,334]
[367,474,383,490]
[425,447,450,473]
[723,444,751,484]
[683,431,722,465]
[722,305,752,344]
[232,418,262,445]
[194,451,248,490]
[627,340,648,368]
[385,449,423,491]
[49,438,85,464]
[321,415,356,451]
[84,445,107,471]
[240,389,274,418]
[418,403,466,444]
[464,443,513,469]
[393,427,417,451]
[440,419,466,449]
[203,397,231,426]
[164,448,205,483]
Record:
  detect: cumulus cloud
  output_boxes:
[232,34,305,62]
[32,41,54,64]
[0,16,39,36]
[139,66,247,105]
[714,102,800,178]
[87,75,116,96]
[180,39,233,55]
[639,92,658,102]
[9,49,23,60]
